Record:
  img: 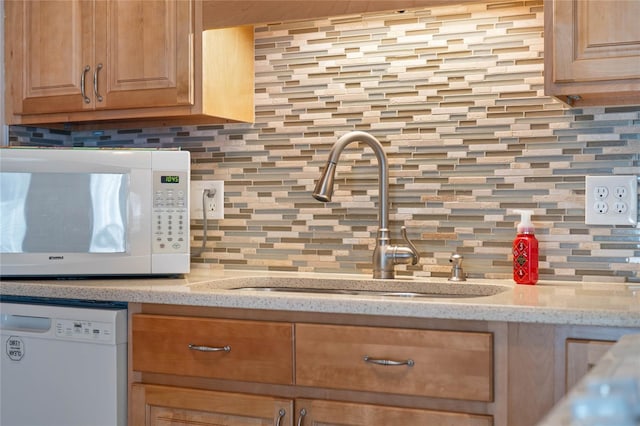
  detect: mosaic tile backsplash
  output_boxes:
[9,0,640,283]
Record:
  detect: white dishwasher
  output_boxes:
[0,298,127,426]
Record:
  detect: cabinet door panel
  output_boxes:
[552,0,640,83]
[95,0,194,109]
[11,0,95,114]
[295,399,492,426]
[131,383,293,426]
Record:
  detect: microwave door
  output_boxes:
[0,170,150,276]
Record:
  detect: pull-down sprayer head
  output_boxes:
[312,162,337,202]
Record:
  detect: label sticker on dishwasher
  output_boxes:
[6,336,25,361]
[55,319,114,342]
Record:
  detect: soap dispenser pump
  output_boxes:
[512,209,539,285]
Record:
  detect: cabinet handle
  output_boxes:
[275,408,286,426]
[93,63,103,102]
[81,65,91,104]
[188,344,231,352]
[297,408,307,426]
[363,355,415,367]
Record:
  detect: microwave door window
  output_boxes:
[0,173,30,253]
[0,172,128,254]
[89,174,127,252]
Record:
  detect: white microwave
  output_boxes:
[0,148,190,277]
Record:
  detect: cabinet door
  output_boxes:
[565,339,614,391]
[545,0,640,105]
[94,0,194,110]
[131,384,293,426]
[294,399,492,426]
[551,0,640,83]
[6,0,95,114]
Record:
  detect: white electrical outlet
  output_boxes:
[585,176,637,225]
[190,181,224,220]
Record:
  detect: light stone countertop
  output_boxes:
[1,269,640,327]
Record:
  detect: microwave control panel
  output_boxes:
[152,171,189,254]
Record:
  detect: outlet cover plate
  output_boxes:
[190,181,224,220]
[585,175,637,226]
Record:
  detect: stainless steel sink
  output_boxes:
[230,285,506,299]
[189,275,511,299]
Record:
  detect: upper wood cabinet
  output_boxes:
[544,0,640,107]
[5,0,254,128]
[7,0,191,115]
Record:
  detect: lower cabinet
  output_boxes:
[129,305,638,426]
[130,310,495,426]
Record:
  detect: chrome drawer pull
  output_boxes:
[275,408,286,426]
[363,355,415,367]
[81,65,91,104]
[297,408,307,426]
[188,344,231,352]
[93,63,103,102]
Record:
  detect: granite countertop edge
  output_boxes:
[1,269,639,327]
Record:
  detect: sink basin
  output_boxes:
[218,277,511,299]
[187,275,511,299]
[231,286,493,298]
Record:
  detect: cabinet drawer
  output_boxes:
[132,314,294,384]
[295,323,493,401]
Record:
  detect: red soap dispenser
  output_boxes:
[512,209,539,285]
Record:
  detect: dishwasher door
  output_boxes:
[0,301,127,426]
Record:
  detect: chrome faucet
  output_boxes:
[313,131,420,279]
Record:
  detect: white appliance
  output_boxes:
[0,299,128,426]
[0,148,190,277]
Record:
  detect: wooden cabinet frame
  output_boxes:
[129,304,505,425]
[4,0,254,128]
[129,303,638,426]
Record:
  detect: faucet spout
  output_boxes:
[313,131,419,279]
[313,131,389,230]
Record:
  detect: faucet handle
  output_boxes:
[400,226,420,265]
